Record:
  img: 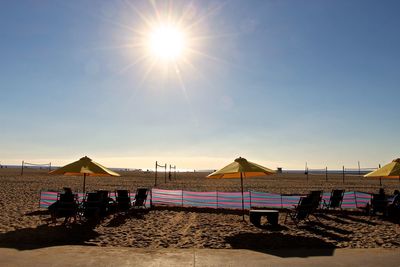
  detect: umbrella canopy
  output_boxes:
[49,156,120,192]
[207,157,276,179]
[207,157,276,220]
[364,158,400,178]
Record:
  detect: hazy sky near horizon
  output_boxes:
[1,0,399,170]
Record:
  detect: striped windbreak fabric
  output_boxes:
[40,189,372,210]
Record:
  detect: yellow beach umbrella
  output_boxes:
[49,156,120,192]
[207,157,276,219]
[364,158,400,185]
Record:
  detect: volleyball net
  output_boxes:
[21,161,51,175]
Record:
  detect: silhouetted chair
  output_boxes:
[133,188,149,209]
[323,189,344,210]
[388,193,400,222]
[52,192,78,224]
[96,190,113,216]
[308,190,323,213]
[371,193,388,215]
[116,189,131,212]
[82,192,103,221]
[284,196,313,226]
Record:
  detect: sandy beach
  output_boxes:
[0,168,399,250]
[2,2,400,266]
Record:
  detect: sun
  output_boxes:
[147,24,186,61]
[113,1,225,81]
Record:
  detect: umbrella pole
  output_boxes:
[241,172,245,221]
[83,173,86,193]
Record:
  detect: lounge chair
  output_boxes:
[133,188,149,209]
[96,190,113,216]
[387,193,400,222]
[370,193,388,215]
[284,196,313,226]
[82,192,103,221]
[323,189,344,210]
[116,189,131,212]
[308,190,323,213]
[52,192,79,224]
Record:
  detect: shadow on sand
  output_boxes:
[25,210,50,216]
[318,213,352,225]
[301,225,351,242]
[306,221,353,235]
[105,211,146,228]
[225,232,335,258]
[0,224,100,250]
[255,224,289,231]
[341,214,378,225]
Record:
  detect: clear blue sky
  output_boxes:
[1,0,399,170]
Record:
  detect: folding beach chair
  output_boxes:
[116,189,131,212]
[309,191,323,208]
[323,189,344,210]
[284,196,313,226]
[52,192,79,224]
[96,190,113,216]
[387,193,400,222]
[82,192,103,221]
[370,193,388,216]
[307,190,323,217]
[133,188,149,209]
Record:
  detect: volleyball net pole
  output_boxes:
[155,161,167,186]
[169,165,176,181]
[164,163,167,183]
[21,161,52,176]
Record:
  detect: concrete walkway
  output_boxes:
[1,246,399,267]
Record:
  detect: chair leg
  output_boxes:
[312,213,322,223]
[286,212,299,226]
[284,210,294,224]
[51,213,57,224]
[292,215,300,227]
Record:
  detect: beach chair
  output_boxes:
[370,193,388,215]
[132,188,149,209]
[82,192,103,220]
[387,193,400,222]
[323,189,344,210]
[96,190,113,216]
[116,189,131,212]
[52,192,79,224]
[284,196,313,226]
[308,190,323,213]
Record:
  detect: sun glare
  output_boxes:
[114,1,224,82]
[148,25,186,61]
